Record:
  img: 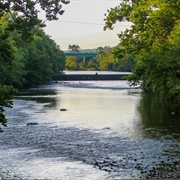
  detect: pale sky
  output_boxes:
[42,0,131,50]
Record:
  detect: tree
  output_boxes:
[65,56,80,70]
[68,44,81,52]
[0,0,69,130]
[0,15,18,131]
[0,0,69,21]
[95,46,134,72]
[86,59,99,71]
[0,0,70,39]
[24,28,65,87]
[104,0,180,107]
[0,86,16,132]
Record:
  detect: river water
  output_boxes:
[0,72,180,179]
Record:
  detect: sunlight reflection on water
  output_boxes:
[26,80,141,138]
[48,87,140,137]
[2,79,179,179]
[0,148,108,180]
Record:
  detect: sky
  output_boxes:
[42,0,131,51]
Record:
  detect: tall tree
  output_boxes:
[0,14,18,131]
[0,0,70,38]
[24,27,65,87]
[104,0,180,107]
[0,0,69,130]
[0,0,69,20]
[68,44,81,52]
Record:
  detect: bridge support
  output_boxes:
[64,52,98,68]
[83,57,86,67]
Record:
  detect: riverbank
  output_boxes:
[1,82,180,179]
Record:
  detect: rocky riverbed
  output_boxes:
[0,98,180,179]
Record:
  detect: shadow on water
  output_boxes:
[138,93,180,139]
[16,88,57,96]
[133,93,180,179]
[1,85,180,179]
[15,89,57,108]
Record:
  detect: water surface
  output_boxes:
[0,79,179,179]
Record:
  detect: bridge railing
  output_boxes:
[64,52,97,58]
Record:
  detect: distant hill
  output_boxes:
[55,30,120,51]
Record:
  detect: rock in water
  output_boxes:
[60,108,67,111]
[27,123,38,126]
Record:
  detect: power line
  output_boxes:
[59,20,128,26]
[60,20,105,25]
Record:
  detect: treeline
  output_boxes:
[104,0,180,108]
[0,13,65,129]
[65,46,135,72]
[0,16,65,88]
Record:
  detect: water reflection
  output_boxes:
[15,86,180,141]
[17,89,57,96]
[2,82,180,179]
[15,89,57,108]
[138,93,180,139]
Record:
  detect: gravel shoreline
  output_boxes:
[0,99,180,179]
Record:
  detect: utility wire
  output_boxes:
[59,20,128,26]
[60,20,105,25]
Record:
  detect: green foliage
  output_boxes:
[0,0,68,130]
[24,28,65,87]
[1,30,27,88]
[0,86,17,131]
[65,56,80,70]
[86,59,99,71]
[0,1,69,41]
[96,46,113,70]
[65,46,135,71]
[68,44,81,52]
[96,46,135,72]
[105,0,180,106]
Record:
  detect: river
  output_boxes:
[0,71,180,179]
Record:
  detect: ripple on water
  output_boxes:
[1,85,180,179]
